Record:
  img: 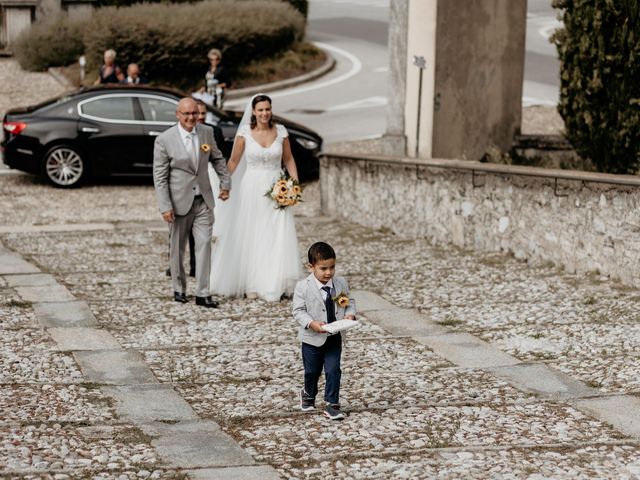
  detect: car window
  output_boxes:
[80,97,136,121]
[138,97,177,123]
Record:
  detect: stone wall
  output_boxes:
[321,153,640,284]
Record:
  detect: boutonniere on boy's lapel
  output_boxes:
[332,292,350,308]
[200,143,211,153]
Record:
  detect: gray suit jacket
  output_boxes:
[153,123,231,216]
[293,274,357,347]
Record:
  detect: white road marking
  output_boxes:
[311,0,388,7]
[225,42,363,107]
[522,96,557,107]
[539,21,562,40]
[327,96,387,111]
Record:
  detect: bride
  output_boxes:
[209,94,303,301]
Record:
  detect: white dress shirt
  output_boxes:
[177,123,200,196]
[314,277,334,300]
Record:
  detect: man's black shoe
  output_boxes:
[195,296,219,308]
[174,292,188,303]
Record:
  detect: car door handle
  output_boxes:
[148,131,162,136]
[81,127,100,133]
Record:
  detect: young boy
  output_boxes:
[292,242,357,420]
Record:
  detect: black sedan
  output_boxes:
[1,85,322,187]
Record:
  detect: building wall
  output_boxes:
[431,0,527,160]
[321,153,640,285]
[2,7,32,45]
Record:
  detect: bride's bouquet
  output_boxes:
[265,174,303,209]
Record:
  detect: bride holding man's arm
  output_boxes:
[209,94,303,301]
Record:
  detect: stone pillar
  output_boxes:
[382,0,409,157]
[394,0,527,160]
[431,0,527,160]
[404,0,438,158]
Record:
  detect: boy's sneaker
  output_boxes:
[299,389,315,411]
[324,403,345,420]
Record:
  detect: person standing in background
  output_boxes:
[95,49,125,84]
[122,63,148,85]
[198,49,229,107]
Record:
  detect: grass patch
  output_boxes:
[583,296,597,305]
[233,42,326,89]
[528,351,554,361]
[591,314,609,324]
[435,316,464,327]
[4,298,32,308]
[114,426,155,445]
[478,254,509,267]
[584,379,603,389]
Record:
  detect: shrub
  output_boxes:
[552,0,640,174]
[282,0,308,19]
[14,16,85,71]
[82,0,305,90]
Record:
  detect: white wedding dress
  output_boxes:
[209,123,302,301]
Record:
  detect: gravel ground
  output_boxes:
[2,52,638,479]
[1,172,639,478]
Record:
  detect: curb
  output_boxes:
[48,66,75,89]
[225,45,336,100]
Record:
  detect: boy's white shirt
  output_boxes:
[292,273,357,348]
[313,277,334,300]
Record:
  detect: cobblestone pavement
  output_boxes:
[1,173,639,479]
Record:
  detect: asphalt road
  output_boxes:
[524,0,562,106]
[227,0,390,145]
[229,0,562,145]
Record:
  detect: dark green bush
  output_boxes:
[14,16,85,71]
[552,0,640,174]
[83,0,305,89]
[95,0,189,6]
[282,0,308,19]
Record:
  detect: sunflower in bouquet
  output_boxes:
[266,174,303,209]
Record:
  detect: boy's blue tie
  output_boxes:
[322,286,336,323]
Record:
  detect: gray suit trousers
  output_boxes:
[170,196,213,297]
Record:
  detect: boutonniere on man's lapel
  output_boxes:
[200,143,211,153]
[332,292,350,308]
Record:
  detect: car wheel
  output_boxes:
[43,145,86,187]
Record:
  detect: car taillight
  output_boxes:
[3,121,27,135]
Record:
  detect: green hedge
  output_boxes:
[14,16,84,71]
[283,0,308,19]
[552,0,640,174]
[84,0,304,89]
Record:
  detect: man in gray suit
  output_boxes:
[153,97,231,307]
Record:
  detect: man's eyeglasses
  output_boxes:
[178,111,198,117]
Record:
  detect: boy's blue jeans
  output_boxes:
[302,334,342,405]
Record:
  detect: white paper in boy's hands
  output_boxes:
[323,319,360,334]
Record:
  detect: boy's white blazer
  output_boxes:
[292,273,357,347]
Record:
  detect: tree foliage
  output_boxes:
[552,0,640,174]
